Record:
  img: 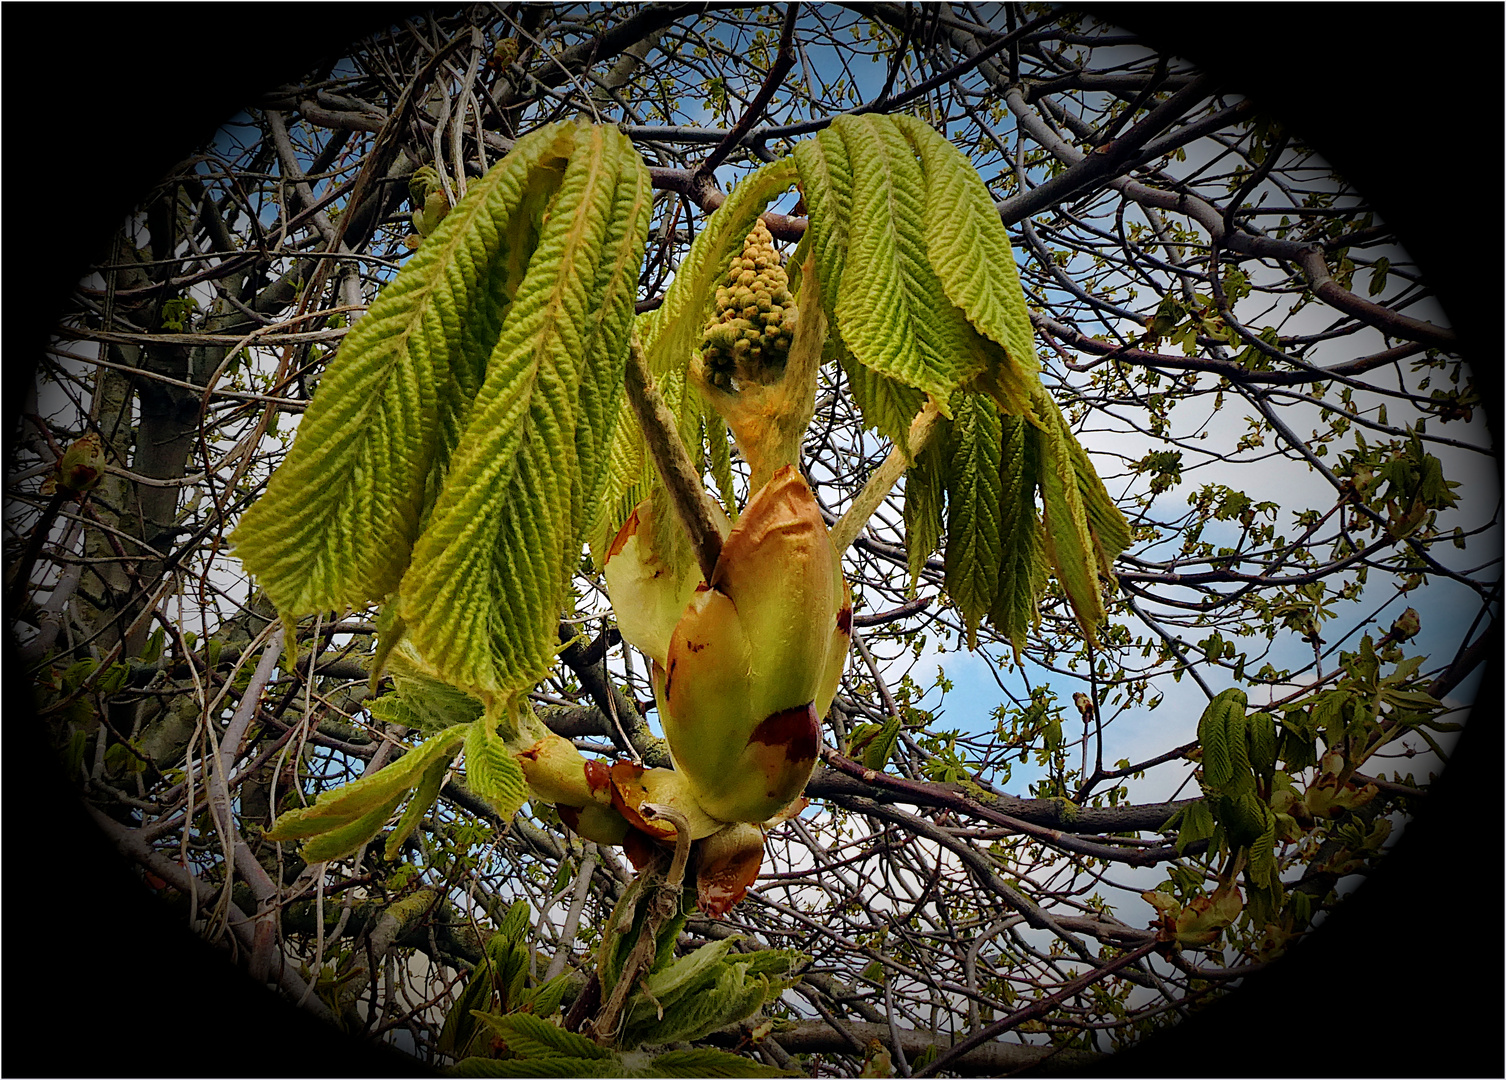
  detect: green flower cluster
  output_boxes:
[699,219,796,390]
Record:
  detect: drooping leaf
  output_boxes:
[471,1011,611,1061]
[265,724,469,846]
[1174,798,1217,855]
[390,673,487,732]
[369,641,490,735]
[1068,434,1133,576]
[365,692,425,731]
[1197,696,1231,793]
[589,385,652,566]
[400,123,649,699]
[383,754,451,860]
[902,437,945,595]
[739,948,806,977]
[791,114,1130,648]
[645,366,709,583]
[1222,690,1253,796]
[464,707,530,817]
[572,150,657,540]
[942,392,1004,648]
[892,113,1039,414]
[595,889,637,1001]
[298,789,408,864]
[791,116,855,318]
[1031,386,1107,638]
[520,970,577,1020]
[706,412,739,515]
[849,717,903,772]
[232,123,572,618]
[840,340,927,456]
[497,897,532,941]
[800,114,987,411]
[991,413,1046,654]
[439,953,500,1060]
[1246,802,1280,889]
[490,907,534,1013]
[1247,710,1279,780]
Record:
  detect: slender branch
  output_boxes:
[819,747,1177,866]
[545,843,599,982]
[851,594,933,627]
[806,762,1199,835]
[687,3,800,199]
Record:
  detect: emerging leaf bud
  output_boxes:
[56,433,105,497]
[650,466,851,823]
[516,731,631,845]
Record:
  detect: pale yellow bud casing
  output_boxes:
[652,466,851,823]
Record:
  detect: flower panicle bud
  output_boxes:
[699,219,795,391]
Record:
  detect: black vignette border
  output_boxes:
[5,5,1501,1077]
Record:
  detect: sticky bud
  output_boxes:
[57,434,105,496]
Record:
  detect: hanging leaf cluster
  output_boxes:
[1172,688,1286,931]
[438,900,580,1061]
[232,119,651,707]
[262,722,468,862]
[585,113,1132,648]
[795,113,1130,648]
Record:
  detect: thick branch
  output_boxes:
[818,748,1180,865]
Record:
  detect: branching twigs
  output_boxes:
[18,6,1491,1072]
[819,747,1179,866]
[914,940,1159,1077]
[687,3,800,200]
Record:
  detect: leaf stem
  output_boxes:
[830,399,944,558]
[623,338,725,584]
